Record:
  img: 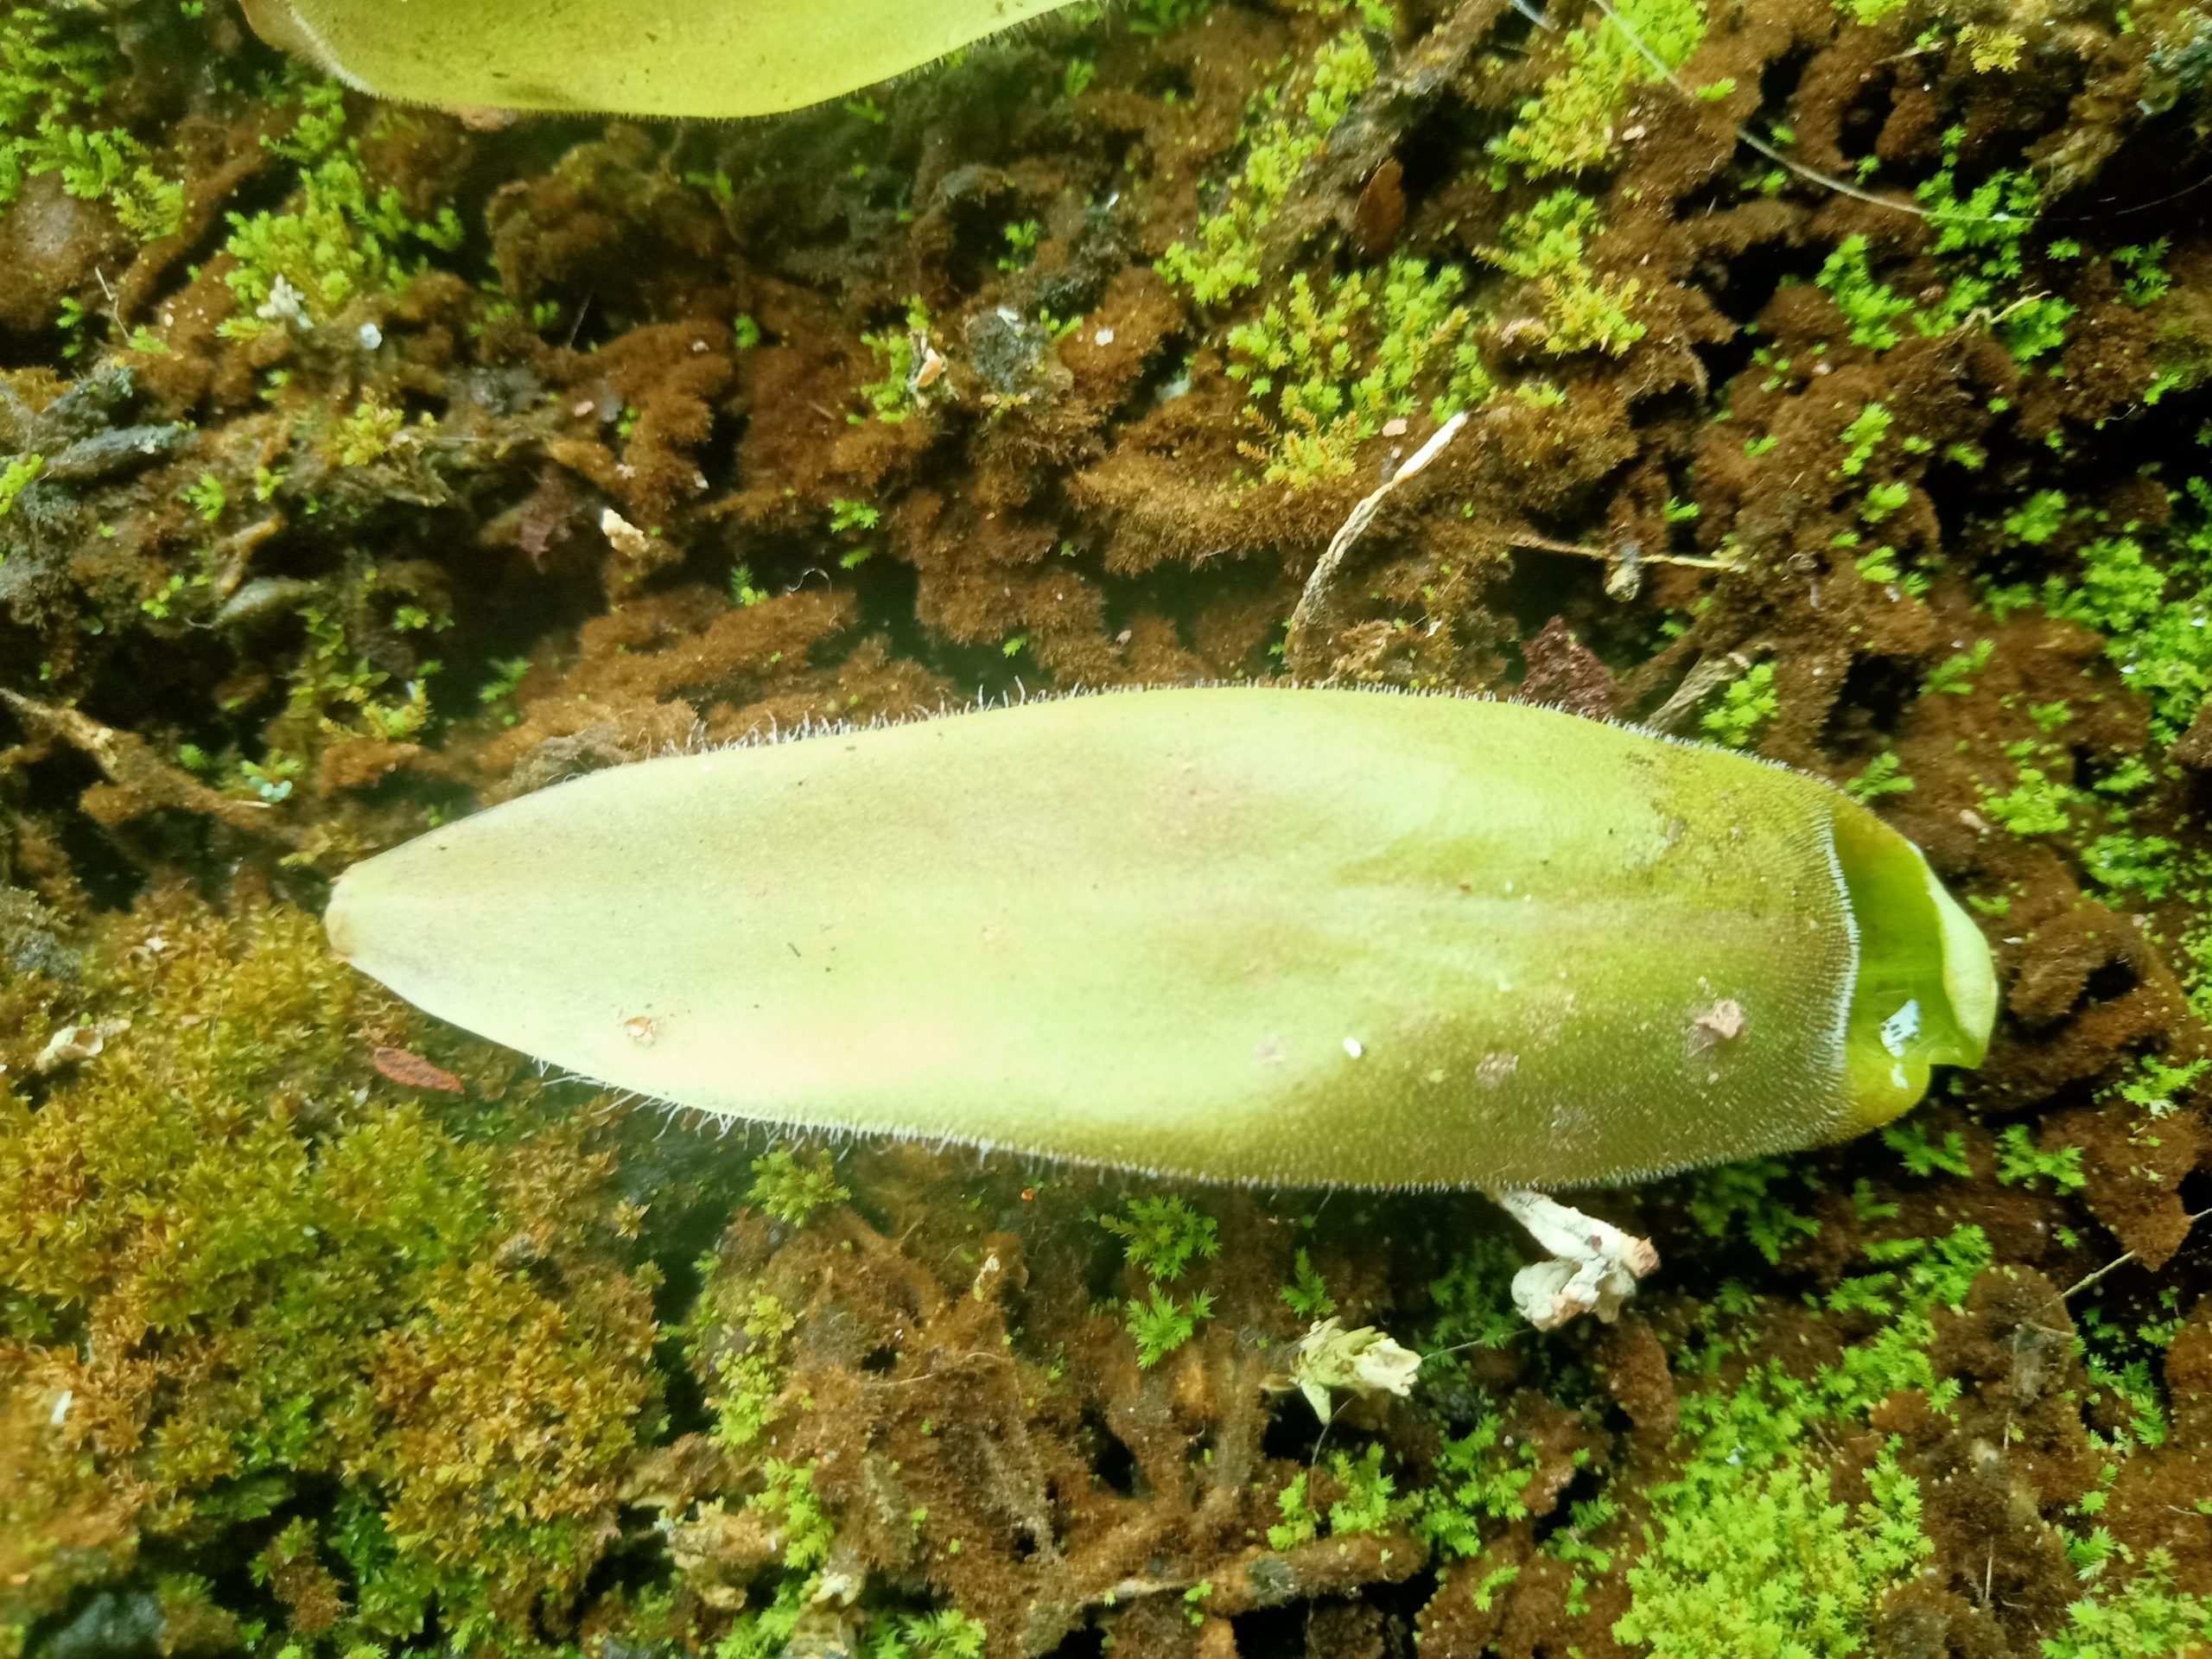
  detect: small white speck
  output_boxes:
[1095,327,1116,346]
[358,321,383,350]
[50,1389,71,1427]
[1343,1037,1363,1058]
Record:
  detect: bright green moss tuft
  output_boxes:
[750,1146,849,1225]
[1125,1283,1215,1366]
[1414,1410,1540,1557]
[1099,1195,1219,1279]
[1698,660,1777,748]
[1980,764,2081,836]
[2039,485,2212,741]
[2043,1550,2212,1659]
[1224,257,1487,486]
[1157,32,1376,306]
[0,8,181,239]
[1614,1447,1930,1659]
[1490,0,1706,178]
[1681,1158,1820,1265]
[1482,192,1647,356]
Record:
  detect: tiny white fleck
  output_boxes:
[255,275,307,326]
[1095,327,1116,346]
[1879,998,1922,1057]
[1343,1037,1363,1058]
[358,321,383,349]
[51,1389,71,1427]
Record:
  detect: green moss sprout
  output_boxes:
[1843,751,1914,803]
[1280,1247,1336,1319]
[749,1147,849,1225]
[0,8,181,240]
[1489,0,1705,178]
[219,85,462,339]
[1613,1447,1931,1658]
[1157,32,1376,306]
[1482,192,1647,355]
[1993,1125,2087,1192]
[1414,1411,1539,1557]
[1099,1195,1218,1280]
[1682,1158,1820,1265]
[855,296,934,423]
[1224,257,1488,486]
[1125,1284,1215,1366]
[1698,660,1777,748]
[0,452,43,523]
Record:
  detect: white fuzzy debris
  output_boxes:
[256,276,308,326]
[1273,1317,1422,1422]
[358,321,384,350]
[1880,997,1922,1057]
[1343,1036,1364,1058]
[50,1389,72,1427]
[33,1019,129,1076]
[1493,1188,1659,1330]
[601,507,652,561]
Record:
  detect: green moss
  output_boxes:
[2044,1550,2212,1658]
[1414,1410,1540,1557]
[218,85,462,339]
[1993,1125,2088,1192]
[1268,1470,1319,1550]
[1098,1195,1218,1280]
[1613,1446,1930,1659]
[0,896,660,1647]
[1482,192,1647,356]
[711,1462,847,1659]
[1843,751,1914,804]
[1280,1246,1336,1319]
[749,1147,849,1225]
[1914,131,2071,363]
[1425,1234,1522,1356]
[1490,0,1706,178]
[866,1609,989,1659]
[0,452,42,523]
[855,296,933,422]
[1124,1284,1214,1366]
[1157,32,1376,306]
[2040,485,2212,741]
[1267,1446,1401,1548]
[1882,1121,1973,1179]
[2082,832,2179,902]
[1923,639,1992,696]
[1836,402,1892,476]
[1698,660,1777,748]
[1816,235,1913,351]
[1682,1158,1820,1265]
[326,397,405,466]
[1224,257,1487,486]
[0,8,181,240]
[1859,479,1910,524]
[1325,1443,1401,1536]
[704,1291,796,1450]
[2006,488,2071,544]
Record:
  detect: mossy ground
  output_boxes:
[4,0,2212,1656]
